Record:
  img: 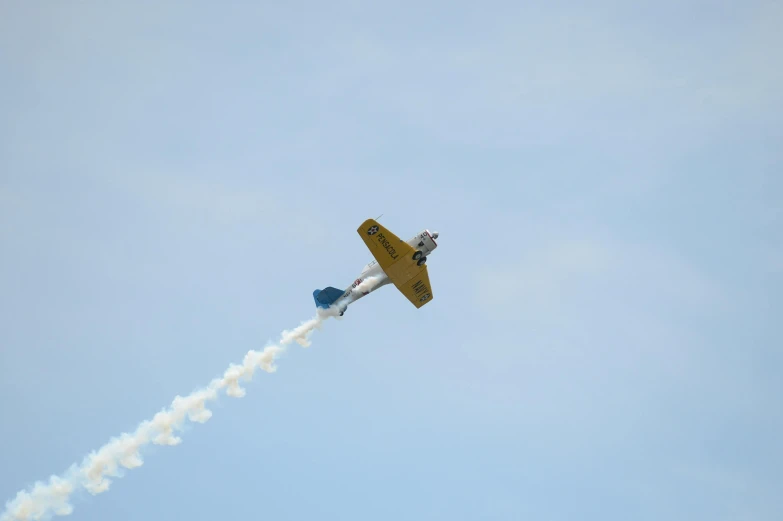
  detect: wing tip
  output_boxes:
[357,217,378,234]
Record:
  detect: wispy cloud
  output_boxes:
[298,3,782,147]
[94,169,331,246]
[476,237,727,320]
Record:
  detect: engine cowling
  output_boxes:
[409,229,438,255]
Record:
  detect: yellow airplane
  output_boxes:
[312,218,439,315]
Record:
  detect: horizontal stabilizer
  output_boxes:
[312,286,345,309]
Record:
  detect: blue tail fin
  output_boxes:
[312,286,345,309]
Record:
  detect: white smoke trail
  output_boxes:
[331,275,384,311]
[351,275,384,298]
[1,311,336,521]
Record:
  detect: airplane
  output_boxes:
[312,218,439,315]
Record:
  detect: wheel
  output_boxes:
[412,250,423,260]
[417,256,427,266]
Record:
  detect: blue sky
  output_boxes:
[1,1,781,519]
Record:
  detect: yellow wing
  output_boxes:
[357,218,434,308]
[394,264,434,308]
[357,218,413,274]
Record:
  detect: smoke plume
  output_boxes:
[1,310,336,521]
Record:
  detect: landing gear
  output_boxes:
[417,256,427,266]
[413,250,423,261]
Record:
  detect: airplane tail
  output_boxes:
[312,286,345,310]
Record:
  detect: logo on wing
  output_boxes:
[419,293,431,302]
[367,225,379,235]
